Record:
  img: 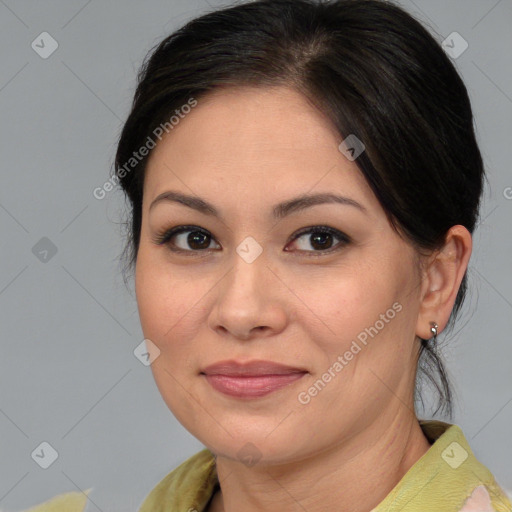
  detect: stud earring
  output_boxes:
[429,322,438,344]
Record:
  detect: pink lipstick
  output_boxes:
[201,359,307,398]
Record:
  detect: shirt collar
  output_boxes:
[138,420,512,512]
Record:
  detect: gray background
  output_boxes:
[0,0,511,511]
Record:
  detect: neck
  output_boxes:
[209,410,432,512]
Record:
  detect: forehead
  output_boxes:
[143,85,378,215]
[149,85,341,160]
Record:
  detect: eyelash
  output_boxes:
[151,224,351,258]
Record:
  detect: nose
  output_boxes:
[207,251,288,341]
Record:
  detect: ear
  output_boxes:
[416,225,473,340]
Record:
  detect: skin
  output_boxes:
[134,85,472,512]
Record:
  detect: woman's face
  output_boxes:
[135,86,425,465]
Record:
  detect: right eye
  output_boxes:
[152,225,221,254]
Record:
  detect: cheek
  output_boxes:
[295,264,394,339]
[293,254,416,380]
[135,257,211,350]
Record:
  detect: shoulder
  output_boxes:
[138,448,218,512]
[20,488,93,512]
[373,421,512,512]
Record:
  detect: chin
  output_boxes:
[195,427,314,468]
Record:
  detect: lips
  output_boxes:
[200,360,308,398]
[201,359,307,376]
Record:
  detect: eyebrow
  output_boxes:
[149,190,368,219]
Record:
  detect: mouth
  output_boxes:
[200,359,308,399]
[201,372,307,398]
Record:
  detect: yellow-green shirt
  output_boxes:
[24,420,512,512]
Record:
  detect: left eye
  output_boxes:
[152,225,350,255]
[285,226,350,254]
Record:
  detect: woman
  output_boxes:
[26,0,511,511]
